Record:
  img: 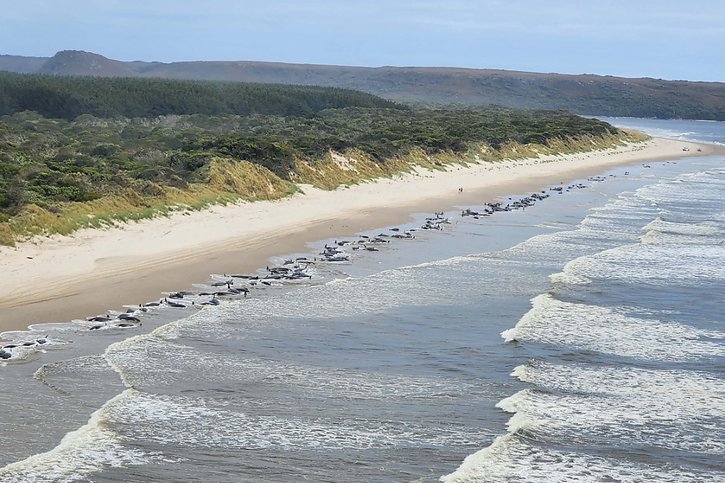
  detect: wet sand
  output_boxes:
[1,138,720,333]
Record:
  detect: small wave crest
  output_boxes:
[442,363,724,481]
[108,391,492,451]
[0,390,161,483]
[640,216,723,245]
[502,294,724,361]
[440,433,713,483]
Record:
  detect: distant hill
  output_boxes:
[37,50,139,77]
[2,50,725,120]
[0,54,48,73]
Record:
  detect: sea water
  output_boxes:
[0,118,722,482]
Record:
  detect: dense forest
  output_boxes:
[3,50,724,120]
[0,73,637,245]
[0,72,399,119]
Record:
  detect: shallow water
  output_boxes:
[1,118,723,482]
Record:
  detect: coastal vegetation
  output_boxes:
[0,74,645,246]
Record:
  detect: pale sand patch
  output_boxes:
[0,137,720,332]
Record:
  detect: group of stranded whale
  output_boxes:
[0,337,48,360]
[319,230,416,261]
[2,170,644,362]
[74,227,421,332]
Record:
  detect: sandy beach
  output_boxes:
[0,137,719,333]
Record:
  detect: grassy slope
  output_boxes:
[0,117,646,247]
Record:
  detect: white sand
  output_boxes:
[0,137,715,331]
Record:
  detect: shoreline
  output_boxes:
[1,137,721,334]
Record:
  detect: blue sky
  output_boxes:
[2,0,724,81]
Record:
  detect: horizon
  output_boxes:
[1,1,723,82]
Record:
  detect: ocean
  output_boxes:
[1,118,723,482]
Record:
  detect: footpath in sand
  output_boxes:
[0,137,719,332]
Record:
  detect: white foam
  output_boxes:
[502,294,724,361]
[407,255,470,269]
[499,360,725,461]
[108,391,492,451]
[105,335,476,400]
[561,243,725,286]
[440,434,711,483]
[548,267,591,285]
[640,216,723,246]
[643,217,721,237]
[513,362,725,423]
[0,390,160,483]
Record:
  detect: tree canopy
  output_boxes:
[0,72,401,119]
